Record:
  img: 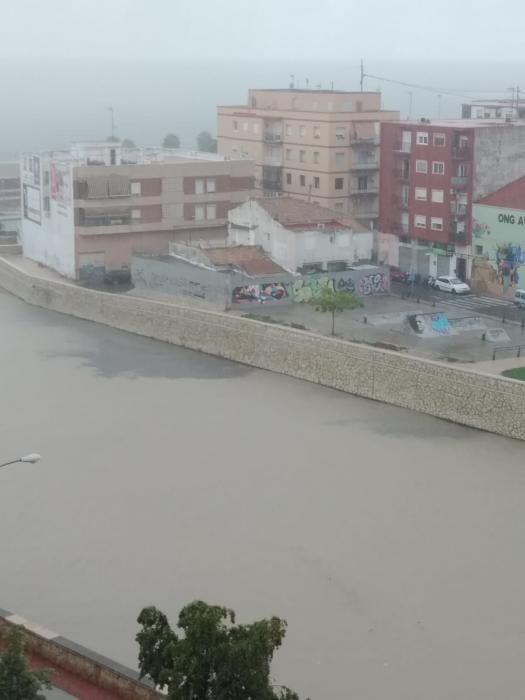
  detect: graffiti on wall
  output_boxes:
[407,312,456,337]
[232,281,288,303]
[231,271,388,304]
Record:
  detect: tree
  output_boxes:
[162,133,181,149]
[122,138,136,148]
[136,601,304,700]
[0,627,51,700]
[308,286,363,336]
[196,131,217,153]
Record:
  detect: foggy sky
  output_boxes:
[2,0,522,62]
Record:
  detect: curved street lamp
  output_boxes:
[0,453,41,470]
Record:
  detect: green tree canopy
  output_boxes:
[0,627,51,700]
[136,601,304,700]
[196,131,217,153]
[162,133,181,149]
[122,138,136,148]
[308,286,363,336]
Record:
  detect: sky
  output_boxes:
[1,0,524,62]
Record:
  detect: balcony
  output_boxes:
[451,176,468,189]
[452,145,471,159]
[351,136,380,146]
[350,187,379,196]
[449,222,467,244]
[261,165,282,192]
[350,161,379,171]
[450,203,468,219]
[395,144,412,154]
[263,132,282,144]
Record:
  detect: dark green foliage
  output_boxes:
[0,627,52,700]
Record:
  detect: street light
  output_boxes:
[0,453,41,470]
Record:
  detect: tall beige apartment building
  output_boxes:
[218,89,399,227]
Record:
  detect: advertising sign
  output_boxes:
[50,161,71,210]
[23,184,41,224]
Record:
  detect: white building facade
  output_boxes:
[228,199,373,273]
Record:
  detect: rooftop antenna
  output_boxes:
[331,80,334,91]
[290,74,295,89]
[408,91,413,120]
[360,59,364,91]
[306,77,310,89]
[437,93,442,119]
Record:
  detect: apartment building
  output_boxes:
[0,160,21,235]
[21,142,254,281]
[217,89,399,228]
[462,99,525,121]
[379,119,525,280]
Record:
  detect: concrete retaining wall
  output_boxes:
[1,255,524,440]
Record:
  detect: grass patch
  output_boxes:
[502,367,525,381]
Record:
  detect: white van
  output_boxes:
[514,289,525,307]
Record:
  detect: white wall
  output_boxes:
[21,155,75,278]
[228,201,373,272]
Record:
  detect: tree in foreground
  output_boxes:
[136,601,305,700]
[196,131,217,153]
[162,133,181,149]
[0,627,51,700]
[308,287,363,336]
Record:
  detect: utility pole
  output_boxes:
[437,93,442,119]
[360,59,364,91]
[108,106,116,141]
[408,91,413,120]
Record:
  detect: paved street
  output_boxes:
[2,290,525,700]
[391,281,525,322]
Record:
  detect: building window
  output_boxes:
[401,184,409,206]
[335,177,344,190]
[286,124,293,136]
[475,244,483,256]
[314,176,320,189]
[335,127,345,140]
[401,159,410,178]
[299,150,306,163]
[313,151,320,164]
[131,181,142,195]
[206,203,216,220]
[415,214,427,229]
[300,125,306,137]
[243,122,249,132]
[433,133,446,146]
[253,123,259,134]
[195,204,205,221]
[358,175,368,190]
[286,172,292,185]
[416,131,429,145]
[415,160,428,174]
[233,120,238,131]
[335,202,344,211]
[401,131,412,152]
[335,152,344,167]
[401,211,409,233]
[458,163,468,177]
[431,189,444,203]
[206,177,216,193]
[314,126,321,139]
[300,175,306,187]
[431,217,443,231]
[286,149,292,161]
[131,208,141,219]
[195,178,205,194]
[432,161,445,175]
[415,187,427,201]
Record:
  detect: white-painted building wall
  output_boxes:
[21,155,75,278]
[228,201,373,272]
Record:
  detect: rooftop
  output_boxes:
[255,197,367,232]
[389,118,525,129]
[477,174,525,208]
[206,245,287,276]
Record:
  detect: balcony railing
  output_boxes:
[452,145,471,159]
[450,203,468,218]
[263,133,282,143]
[262,179,282,192]
[451,176,468,188]
[350,187,379,195]
[350,161,379,171]
[351,136,380,146]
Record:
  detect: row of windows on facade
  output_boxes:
[283,149,373,165]
[401,160,468,179]
[404,132,469,148]
[233,119,354,141]
[75,202,219,225]
[283,173,372,191]
[402,213,444,231]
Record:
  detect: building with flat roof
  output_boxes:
[379,118,525,280]
[462,99,525,121]
[20,141,254,281]
[217,88,399,229]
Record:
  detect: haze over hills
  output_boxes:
[1,58,523,154]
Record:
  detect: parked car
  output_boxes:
[433,276,471,294]
[389,266,408,283]
[514,289,525,307]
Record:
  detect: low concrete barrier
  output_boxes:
[1,255,524,440]
[0,609,161,699]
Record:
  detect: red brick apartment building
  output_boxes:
[378,119,525,279]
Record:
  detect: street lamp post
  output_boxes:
[0,453,41,470]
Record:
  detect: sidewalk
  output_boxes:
[471,356,525,376]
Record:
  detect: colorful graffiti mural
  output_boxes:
[232,282,288,303]
[231,270,388,304]
[407,312,456,337]
[472,204,525,295]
